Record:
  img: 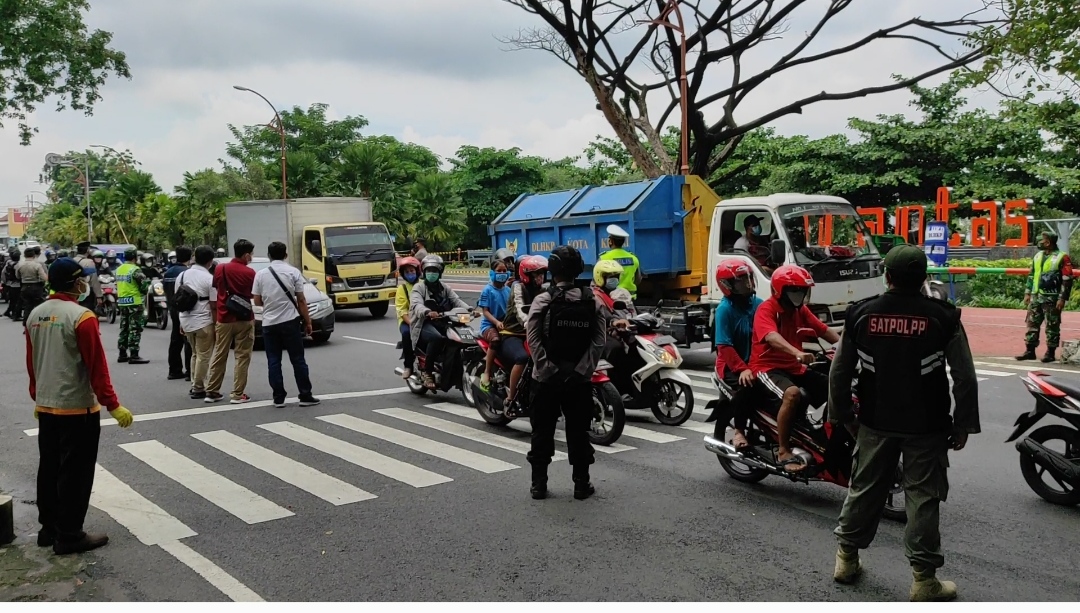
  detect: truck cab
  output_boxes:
[305,222,398,317]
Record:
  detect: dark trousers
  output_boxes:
[168,309,192,376]
[399,323,414,369]
[527,381,595,475]
[418,323,446,373]
[4,285,21,318]
[263,317,312,402]
[37,412,101,542]
[21,283,45,319]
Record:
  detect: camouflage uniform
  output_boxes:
[117,266,149,357]
[1020,239,1073,362]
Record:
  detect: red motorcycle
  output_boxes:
[465,337,626,447]
[702,330,906,522]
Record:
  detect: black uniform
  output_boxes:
[162,263,192,378]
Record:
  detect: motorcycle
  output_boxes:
[1006,371,1080,506]
[702,329,907,522]
[98,273,118,324]
[464,333,626,447]
[143,278,168,330]
[607,308,695,426]
[393,302,484,399]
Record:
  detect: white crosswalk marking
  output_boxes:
[90,464,197,545]
[424,403,637,454]
[119,440,294,524]
[374,408,568,461]
[317,413,519,473]
[191,430,377,505]
[258,421,452,488]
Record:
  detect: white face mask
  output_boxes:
[76,280,90,302]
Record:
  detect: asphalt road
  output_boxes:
[1,284,1078,601]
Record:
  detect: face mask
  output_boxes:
[425,272,441,284]
[786,290,808,307]
[403,271,418,283]
[76,281,90,302]
[494,272,509,284]
[750,225,762,236]
[604,278,620,291]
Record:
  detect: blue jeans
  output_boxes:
[263,318,312,402]
[399,323,414,369]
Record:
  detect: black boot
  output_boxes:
[572,466,595,500]
[530,463,547,500]
[129,351,149,365]
[117,349,128,363]
[1016,346,1037,361]
[1042,348,1057,363]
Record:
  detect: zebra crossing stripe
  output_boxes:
[374,408,568,461]
[423,403,637,454]
[317,413,519,473]
[191,430,377,505]
[90,464,197,545]
[258,421,452,488]
[119,440,294,524]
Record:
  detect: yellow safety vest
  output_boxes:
[599,248,640,297]
[1032,251,1066,296]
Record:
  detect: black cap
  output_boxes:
[883,244,928,274]
[744,215,763,225]
[76,240,91,250]
[48,257,89,291]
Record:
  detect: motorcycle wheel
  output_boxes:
[157,307,168,330]
[651,380,695,426]
[588,382,625,446]
[882,463,908,523]
[107,304,117,324]
[460,361,482,408]
[714,421,770,483]
[1019,424,1080,506]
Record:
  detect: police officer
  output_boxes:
[828,245,980,602]
[74,241,101,312]
[598,224,642,299]
[115,247,150,364]
[16,247,48,321]
[27,258,134,554]
[3,249,22,320]
[524,245,608,500]
[163,247,193,380]
[1017,231,1073,363]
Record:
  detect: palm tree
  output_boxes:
[406,173,468,250]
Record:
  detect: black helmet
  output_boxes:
[124,247,138,261]
[548,245,584,279]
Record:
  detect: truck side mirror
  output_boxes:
[310,239,322,255]
[770,239,786,265]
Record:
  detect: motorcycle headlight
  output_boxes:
[457,314,471,325]
[153,285,165,296]
[650,345,676,364]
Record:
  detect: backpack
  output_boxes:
[540,286,596,381]
[174,271,201,312]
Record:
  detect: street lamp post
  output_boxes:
[640,0,690,175]
[233,85,288,200]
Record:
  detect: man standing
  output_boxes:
[26,258,134,555]
[828,245,980,601]
[412,237,429,262]
[115,247,150,364]
[74,242,101,313]
[252,241,320,408]
[178,246,217,400]
[525,245,608,500]
[598,224,642,300]
[1017,231,1073,363]
[17,247,49,321]
[163,247,194,381]
[206,239,256,404]
[3,250,21,320]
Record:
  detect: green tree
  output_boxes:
[972,0,1080,96]
[449,146,548,247]
[0,0,130,144]
[404,173,468,250]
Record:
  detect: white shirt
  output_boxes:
[252,260,306,327]
[177,264,216,333]
[733,236,750,251]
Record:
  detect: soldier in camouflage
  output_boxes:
[115,247,151,364]
[1017,232,1073,363]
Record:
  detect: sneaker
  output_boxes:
[230,394,251,405]
[273,399,286,408]
[189,391,207,400]
[167,373,185,380]
[298,396,321,407]
[204,392,224,403]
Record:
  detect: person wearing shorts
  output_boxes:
[479,260,511,389]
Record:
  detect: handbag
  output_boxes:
[220,263,253,319]
[268,266,303,327]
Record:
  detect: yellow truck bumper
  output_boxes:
[331,287,397,307]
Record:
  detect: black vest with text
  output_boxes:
[847,290,959,435]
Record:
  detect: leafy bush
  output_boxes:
[942,258,1080,310]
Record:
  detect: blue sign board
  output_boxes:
[924,222,949,266]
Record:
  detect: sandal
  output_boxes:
[402,368,413,380]
[422,373,436,389]
[777,454,809,473]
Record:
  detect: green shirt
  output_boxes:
[599,248,640,296]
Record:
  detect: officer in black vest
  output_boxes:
[827,244,980,602]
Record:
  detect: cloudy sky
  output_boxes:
[2,0,1004,210]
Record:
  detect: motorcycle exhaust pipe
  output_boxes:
[1017,438,1080,484]
[704,435,780,474]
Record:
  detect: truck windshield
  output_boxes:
[324,226,393,260]
[776,203,880,265]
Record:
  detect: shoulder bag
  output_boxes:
[221,263,254,319]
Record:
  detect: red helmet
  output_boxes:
[770,264,814,306]
[518,255,548,280]
[715,259,755,298]
[398,256,420,272]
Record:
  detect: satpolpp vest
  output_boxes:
[847,291,960,435]
[26,299,97,410]
[116,262,142,306]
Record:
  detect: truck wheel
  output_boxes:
[369,301,389,318]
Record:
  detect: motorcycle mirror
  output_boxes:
[796,327,818,342]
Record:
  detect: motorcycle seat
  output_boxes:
[1041,376,1080,400]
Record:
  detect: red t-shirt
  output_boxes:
[749,296,829,375]
[213,258,256,323]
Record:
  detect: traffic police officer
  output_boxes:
[16,247,48,320]
[1017,231,1073,363]
[598,224,642,299]
[115,247,150,364]
[27,258,134,554]
[828,245,980,602]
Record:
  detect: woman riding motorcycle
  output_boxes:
[499,255,548,415]
[396,256,421,379]
[408,255,470,389]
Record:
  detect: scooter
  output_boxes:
[393,303,483,398]
[1007,371,1080,506]
[608,309,695,426]
[702,330,907,522]
[98,273,118,324]
[143,278,168,330]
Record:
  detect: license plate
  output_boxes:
[360,292,378,300]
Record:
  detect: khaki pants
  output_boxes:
[185,324,216,393]
[207,321,255,400]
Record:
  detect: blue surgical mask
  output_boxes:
[403,271,418,283]
[494,272,509,284]
[604,278,620,291]
[751,225,762,236]
[425,272,441,284]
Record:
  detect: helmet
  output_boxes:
[123,247,137,261]
[518,255,548,279]
[45,249,55,258]
[398,256,420,273]
[548,245,584,280]
[421,254,444,274]
[715,259,755,297]
[57,249,69,258]
[593,259,624,286]
[769,264,814,308]
[493,248,514,265]
[168,250,177,262]
[215,248,226,256]
[92,249,104,258]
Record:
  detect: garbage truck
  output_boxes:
[488,174,886,347]
[225,197,398,317]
